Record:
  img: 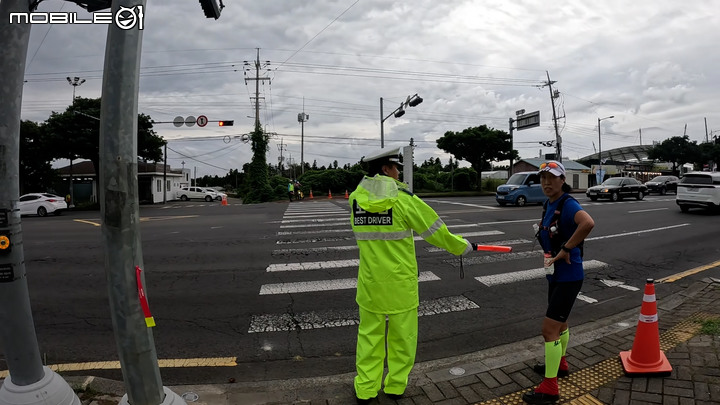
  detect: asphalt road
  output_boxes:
[3,193,720,385]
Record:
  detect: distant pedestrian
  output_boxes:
[524,160,594,404]
[288,181,294,202]
[294,181,302,200]
[349,148,475,404]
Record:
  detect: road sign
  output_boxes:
[173,116,184,127]
[185,116,196,127]
[196,115,208,127]
[516,110,540,130]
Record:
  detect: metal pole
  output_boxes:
[546,71,561,162]
[0,0,45,386]
[598,117,602,183]
[380,97,384,148]
[508,117,515,176]
[98,1,171,404]
[162,142,167,204]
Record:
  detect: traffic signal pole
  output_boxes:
[0,1,80,404]
[98,1,183,404]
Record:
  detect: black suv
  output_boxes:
[644,175,679,195]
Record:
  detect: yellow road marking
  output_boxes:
[657,259,720,283]
[0,357,237,379]
[73,215,199,227]
[73,219,101,227]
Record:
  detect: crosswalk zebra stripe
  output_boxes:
[425,239,531,253]
[429,200,501,210]
[283,211,347,216]
[276,230,504,245]
[281,217,348,224]
[577,293,598,303]
[277,229,350,236]
[280,222,349,229]
[259,271,440,295]
[248,295,479,333]
[273,245,358,255]
[267,259,359,272]
[474,260,608,286]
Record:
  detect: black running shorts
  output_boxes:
[546,279,583,322]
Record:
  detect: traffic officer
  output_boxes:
[349,148,474,404]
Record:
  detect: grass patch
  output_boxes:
[699,319,720,335]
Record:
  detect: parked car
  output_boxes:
[176,186,215,202]
[644,175,679,195]
[676,172,720,213]
[203,188,227,201]
[18,193,67,217]
[586,177,647,201]
[495,171,546,206]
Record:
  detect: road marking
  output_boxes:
[267,259,359,272]
[248,295,479,333]
[283,210,347,216]
[448,219,538,229]
[577,293,598,303]
[277,229,350,236]
[474,260,609,286]
[627,208,669,213]
[0,357,238,378]
[259,271,440,295]
[429,199,501,210]
[451,250,538,266]
[74,219,101,227]
[280,217,348,224]
[601,280,640,291]
[657,259,720,283]
[586,223,689,241]
[273,245,358,255]
[426,239,532,253]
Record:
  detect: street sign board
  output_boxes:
[196,115,208,127]
[516,110,540,130]
[185,116,196,127]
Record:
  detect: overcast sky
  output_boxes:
[19,0,720,177]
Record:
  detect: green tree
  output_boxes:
[647,135,701,174]
[19,120,58,195]
[242,129,274,203]
[437,125,517,189]
[43,97,164,178]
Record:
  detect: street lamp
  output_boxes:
[66,76,86,103]
[380,93,422,148]
[298,112,309,175]
[598,115,614,184]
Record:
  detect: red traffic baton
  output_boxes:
[473,244,512,253]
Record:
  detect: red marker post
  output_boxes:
[135,266,156,328]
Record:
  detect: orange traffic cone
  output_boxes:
[221,195,228,206]
[328,190,333,199]
[344,190,349,199]
[619,279,672,376]
[309,189,314,200]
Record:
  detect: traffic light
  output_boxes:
[408,95,423,107]
[218,120,234,127]
[199,0,222,19]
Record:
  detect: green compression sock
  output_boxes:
[559,328,569,356]
[544,340,562,378]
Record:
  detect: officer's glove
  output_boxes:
[471,242,478,251]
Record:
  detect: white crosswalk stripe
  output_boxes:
[248,296,479,333]
[259,271,440,295]
[474,260,609,286]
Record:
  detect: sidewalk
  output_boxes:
[62,277,720,405]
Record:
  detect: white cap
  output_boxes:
[363,147,403,166]
[538,160,566,177]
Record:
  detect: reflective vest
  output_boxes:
[349,175,471,314]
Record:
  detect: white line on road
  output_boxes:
[429,200,501,210]
[627,208,669,214]
[586,223,689,241]
[577,293,598,303]
[267,259,359,272]
[448,219,538,229]
[425,239,531,253]
[277,229,350,236]
[259,271,440,295]
[273,245,358,255]
[280,217,349,224]
[601,279,640,291]
[248,295,479,333]
[474,260,609,286]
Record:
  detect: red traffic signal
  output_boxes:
[218,120,234,127]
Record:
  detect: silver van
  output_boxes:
[676,172,720,212]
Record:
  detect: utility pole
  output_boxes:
[705,117,709,143]
[0,1,80,403]
[162,141,167,204]
[639,128,642,145]
[544,71,562,162]
[277,138,286,175]
[98,1,182,403]
[245,48,270,132]
[508,117,515,176]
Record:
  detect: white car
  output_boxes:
[205,188,227,201]
[176,186,215,202]
[676,172,720,213]
[19,193,67,217]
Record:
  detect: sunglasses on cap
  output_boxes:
[539,162,559,170]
